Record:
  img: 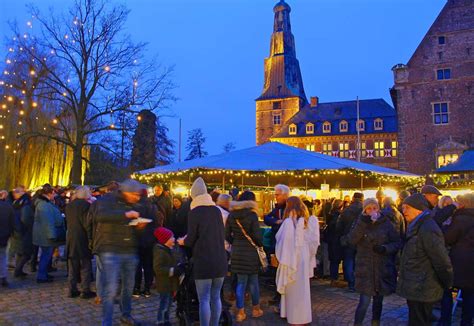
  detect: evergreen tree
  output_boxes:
[186,128,208,160]
[156,119,175,165]
[131,110,157,170]
[223,142,236,153]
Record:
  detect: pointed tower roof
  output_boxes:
[257,0,308,103]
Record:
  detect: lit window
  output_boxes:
[273,101,282,110]
[273,114,281,125]
[339,120,348,132]
[374,141,385,157]
[306,123,314,134]
[391,141,398,157]
[339,142,349,158]
[437,69,451,80]
[437,154,459,168]
[322,143,332,155]
[306,144,315,151]
[433,103,449,125]
[289,124,297,135]
[360,142,367,158]
[357,119,365,131]
[323,121,331,133]
[374,118,383,131]
[438,36,446,45]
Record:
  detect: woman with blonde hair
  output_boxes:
[275,196,320,325]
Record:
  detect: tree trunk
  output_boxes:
[70,143,83,185]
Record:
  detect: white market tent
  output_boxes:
[134,142,419,189]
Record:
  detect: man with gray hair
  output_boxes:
[216,194,232,226]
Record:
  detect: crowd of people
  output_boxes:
[0,180,473,326]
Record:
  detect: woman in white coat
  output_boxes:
[276,196,320,325]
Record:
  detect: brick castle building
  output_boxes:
[391,0,474,175]
[256,0,473,174]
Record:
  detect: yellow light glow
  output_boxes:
[104,66,111,72]
[32,102,38,108]
[110,124,115,129]
[172,186,189,196]
[7,96,13,102]
[19,110,24,115]
[5,145,9,149]
[137,116,142,121]
[1,104,6,109]
[0,125,3,129]
[30,70,36,76]
[52,119,58,124]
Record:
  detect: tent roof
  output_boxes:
[138,142,417,178]
[436,150,474,173]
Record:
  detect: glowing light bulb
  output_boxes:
[0,136,4,140]
[52,119,58,124]
[5,145,9,149]
[7,96,13,102]
[6,60,11,64]
[32,102,38,108]
[27,21,32,26]
[137,116,142,121]
[30,70,36,76]
[19,110,24,115]
[1,104,6,109]
[64,34,69,39]
[62,92,67,97]
[0,125,3,129]
[8,48,13,52]
[110,124,115,129]
[104,66,111,72]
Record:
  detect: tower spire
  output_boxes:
[257,0,307,103]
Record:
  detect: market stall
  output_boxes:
[435,149,474,197]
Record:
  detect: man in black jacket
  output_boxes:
[91,180,148,326]
[150,184,172,226]
[421,185,457,226]
[336,192,364,291]
[0,199,15,287]
[398,194,453,326]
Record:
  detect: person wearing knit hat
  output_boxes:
[421,185,442,209]
[347,196,401,326]
[177,176,228,326]
[398,194,453,326]
[153,227,184,325]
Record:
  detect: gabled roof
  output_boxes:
[272,98,397,138]
[436,150,474,173]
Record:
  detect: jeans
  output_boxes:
[100,252,138,326]
[95,255,104,299]
[157,292,173,325]
[439,289,453,326]
[343,247,355,288]
[135,246,154,291]
[0,246,7,279]
[68,257,92,293]
[407,300,434,326]
[354,294,384,324]
[236,274,260,309]
[195,277,224,326]
[37,246,54,281]
[461,288,474,326]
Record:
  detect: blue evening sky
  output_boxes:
[1,0,446,160]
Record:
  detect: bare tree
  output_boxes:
[9,0,176,183]
[223,142,236,153]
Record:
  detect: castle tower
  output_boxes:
[256,0,308,145]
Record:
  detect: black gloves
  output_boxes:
[373,244,387,254]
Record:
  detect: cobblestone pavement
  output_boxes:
[0,263,460,326]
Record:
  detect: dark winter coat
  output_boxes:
[337,200,363,247]
[0,201,15,247]
[133,197,162,248]
[443,208,474,290]
[432,204,457,227]
[325,209,343,262]
[88,192,139,255]
[225,201,263,275]
[151,194,173,225]
[263,202,286,249]
[348,213,401,296]
[32,196,66,247]
[397,211,453,302]
[153,243,179,293]
[10,194,34,255]
[65,199,92,259]
[184,204,227,280]
[169,201,190,238]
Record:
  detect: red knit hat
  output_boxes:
[154,227,174,245]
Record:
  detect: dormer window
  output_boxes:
[322,121,331,134]
[357,119,365,132]
[339,120,348,132]
[374,118,383,131]
[289,123,297,135]
[305,123,314,134]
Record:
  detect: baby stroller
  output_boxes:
[175,259,232,326]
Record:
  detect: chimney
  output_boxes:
[310,96,319,107]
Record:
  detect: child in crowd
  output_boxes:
[153,227,184,325]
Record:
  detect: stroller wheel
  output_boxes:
[219,309,233,326]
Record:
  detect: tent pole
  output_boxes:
[241,175,244,191]
[222,175,225,192]
[360,174,364,191]
[305,177,308,194]
[267,175,270,188]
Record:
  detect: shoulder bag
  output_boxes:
[235,219,268,270]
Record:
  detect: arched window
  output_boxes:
[374,118,383,131]
[357,119,365,132]
[306,123,314,135]
[322,121,331,133]
[289,123,297,135]
[339,120,348,132]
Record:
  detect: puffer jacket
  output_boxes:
[226,200,263,274]
[348,213,401,296]
[397,211,453,302]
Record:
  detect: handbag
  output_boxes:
[235,219,268,270]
